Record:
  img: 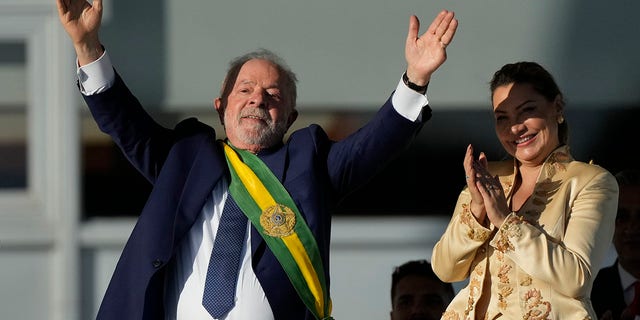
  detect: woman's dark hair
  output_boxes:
[489,61,569,145]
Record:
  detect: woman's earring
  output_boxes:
[557,114,564,124]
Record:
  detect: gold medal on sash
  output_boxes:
[260,204,296,237]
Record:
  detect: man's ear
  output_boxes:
[287,110,298,129]
[214,97,225,125]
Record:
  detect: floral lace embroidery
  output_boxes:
[497,263,511,283]
[441,310,460,320]
[496,260,513,310]
[460,203,473,225]
[464,295,474,318]
[520,275,532,286]
[523,149,566,219]
[463,266,484,318]
[545,151,569,177]
[522,289,551,320]
[522,176,561,230]
[460,203,491,242]
[530,178,560,208]
[494,216,525,252]
[498,285,514,310]
[473,261,485,277]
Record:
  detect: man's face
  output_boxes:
[614,185,640,276]
[215,59,297,153]
[390,275,451,320]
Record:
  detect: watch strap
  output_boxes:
[402,72,428,94]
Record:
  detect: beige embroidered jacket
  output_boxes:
[431,146,618,320]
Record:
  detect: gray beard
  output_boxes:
[238,121,288,147]
[227,114,289,149]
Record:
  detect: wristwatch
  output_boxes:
[402,72,428,94]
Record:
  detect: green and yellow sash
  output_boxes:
[221,141,333,320]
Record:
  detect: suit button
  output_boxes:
[152,259,163,268]
[480,247,486,254]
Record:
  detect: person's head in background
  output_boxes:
[614,169,640,279]
[390,259,454,320]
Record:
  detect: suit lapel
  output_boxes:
[258,143,287,181]
[173,137,227,242]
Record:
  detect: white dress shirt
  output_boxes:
[618,264,640,320]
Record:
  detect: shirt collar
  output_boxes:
[618,262,638,291]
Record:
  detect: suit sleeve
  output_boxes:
[490,170,618,297]
[325,94,431,196]
[82,71,214,183]
[431,187,493,282]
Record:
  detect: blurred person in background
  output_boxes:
[592,170,640,320]
[390,259,454,320]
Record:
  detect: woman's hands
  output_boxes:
[464,144,510,228]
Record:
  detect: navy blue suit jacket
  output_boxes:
[84,72,430,319]
[592,261,628,320]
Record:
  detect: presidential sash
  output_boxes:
[221,141,333,320]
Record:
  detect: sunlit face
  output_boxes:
[215,59,297,153]
[492,82,562,166]
[390,275,451,320]
[614,185,640,276]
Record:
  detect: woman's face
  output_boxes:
[492,82,562,166]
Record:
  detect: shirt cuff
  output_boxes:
[391,76,429,122]
[77,50,116,95]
